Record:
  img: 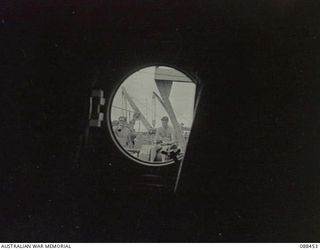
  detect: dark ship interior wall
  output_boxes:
[2,0,320,242]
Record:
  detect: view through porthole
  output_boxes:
[109,66,197,165]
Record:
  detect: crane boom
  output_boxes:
[121,86,152,130]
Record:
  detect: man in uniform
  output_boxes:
[113,113,140,149]
[113,116,131,148]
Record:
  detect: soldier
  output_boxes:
[113,113,140,148]
[113,116,131,148]
[127,112,140,148]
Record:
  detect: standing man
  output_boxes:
[127,112,140,148]
[113,116,131,148]
[113,113,140,149]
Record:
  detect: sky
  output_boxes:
[111,66,196,131]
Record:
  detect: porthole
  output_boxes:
[108,66,198,166]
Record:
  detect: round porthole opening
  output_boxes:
[109,66,197,166]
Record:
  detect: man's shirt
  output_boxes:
[155,126,175,143]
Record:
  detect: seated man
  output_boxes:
[151,116,176,162]
[154,116,175,144]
